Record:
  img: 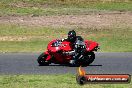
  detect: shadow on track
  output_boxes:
[88,64,102,66]
[38,64,102,67]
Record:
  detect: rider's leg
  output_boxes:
[69,53,79,65]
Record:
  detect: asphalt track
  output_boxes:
[0,53,132,75]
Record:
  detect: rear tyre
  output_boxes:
[83,52,95,66]
[37,53,50,66]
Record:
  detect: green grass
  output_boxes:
[0,0,132,16]
[0,74,131,88]
[0,1,131,88]
[0,0,132,52]
[0,24,66,36]
[0,24,131,52]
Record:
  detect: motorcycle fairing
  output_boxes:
[85,40,99,51]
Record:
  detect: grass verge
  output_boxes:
[0,24,131,52]
[0,74,131,88]
[0,0,132,16]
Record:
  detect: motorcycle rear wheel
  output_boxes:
[83,52,95,66]
[37,53,50,66]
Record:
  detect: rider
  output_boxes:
[62,30,86,65]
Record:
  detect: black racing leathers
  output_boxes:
[62,36,86,62]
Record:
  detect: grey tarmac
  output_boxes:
[0,52,132,75]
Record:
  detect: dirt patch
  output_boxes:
[0,36,31,41]
[0,36,57,41]
[0,12,132,29]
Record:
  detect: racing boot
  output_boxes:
[69,56,78,67]
[69,59,75,64]
[69,60,76,67]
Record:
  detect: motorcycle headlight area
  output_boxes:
[52,40,61,47]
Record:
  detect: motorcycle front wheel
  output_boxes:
[37,53,50,66]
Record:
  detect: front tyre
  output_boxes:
[37,53,50,66]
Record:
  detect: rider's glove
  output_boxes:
[61,38,67,42]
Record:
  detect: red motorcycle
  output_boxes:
[37,38,99,66]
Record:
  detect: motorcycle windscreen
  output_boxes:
[47,39,61,52]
